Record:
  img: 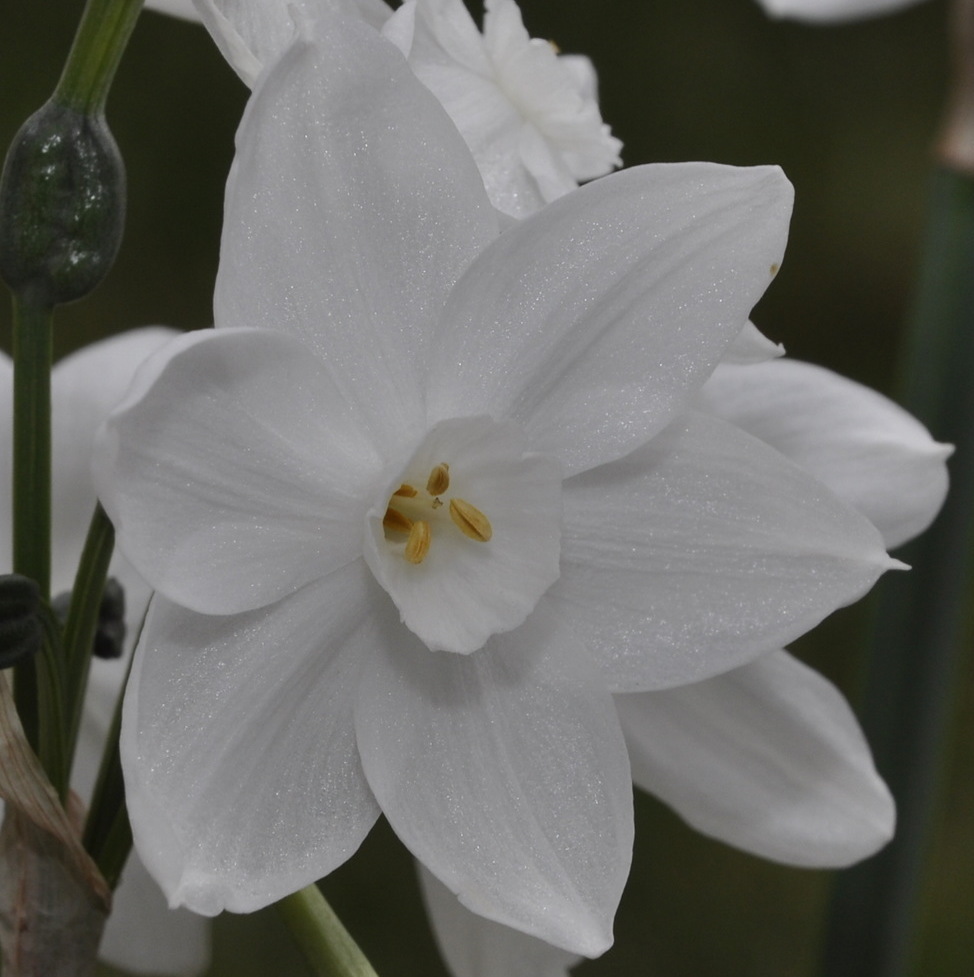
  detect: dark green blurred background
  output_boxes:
[1,1,970,974]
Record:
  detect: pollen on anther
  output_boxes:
[404,520,432,564]
[394,484,418,498]
[426,463,450,496]
[383,507,413,534]
[449,498,492,542]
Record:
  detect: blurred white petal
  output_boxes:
[420,865,581,977]
[618,650,895,866]
[701,359,951,548]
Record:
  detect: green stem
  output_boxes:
[35,602,69,799]
[819,168,974,977]
[54,0,144,115]
[82,643,133,890]
[276,885,381,977]
[10,293,53,754]
[63,503,116,777]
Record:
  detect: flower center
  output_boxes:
[363,416,563,655]
[382,463,493,565]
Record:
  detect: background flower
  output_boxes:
[384,0,622,216]
[755,0,930,22]
[144,0,620,218]
[0,331,210,977]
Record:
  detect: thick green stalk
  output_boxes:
[10,298,52,599]
[276,885,382,977]
[819,169,974,977]
[9,296,53,753]
[54,0,144,115]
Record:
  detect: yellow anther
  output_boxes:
[449,498,493,542]
[383,506,413,534]
[404,520,432,564]
[426,463,450,496]
[394,483,418,498]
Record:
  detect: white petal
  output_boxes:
[722,320,785,365]
[756,0,926,22]
[122,568,382,916]
[419,865,581,977]
[389,0,544,217]
[193,0,393,86]
[50,328,177,594]
[481,0,621,182]
[355,601,632,955]
[700,359,951,548]
[363,417,562,654]
[72,582,207,975]
[426,163,793,475]
[216,16,496,454]
[551,411,897,691]
[95,327,381,616]
[617,650,895,866]
[100,852,211,976]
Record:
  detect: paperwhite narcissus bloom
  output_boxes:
[0,331,210,977]
[756,0,928,22]
[95,18,900,955]
[144,0,620,219]
[383,0,623,217]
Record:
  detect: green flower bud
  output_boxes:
[0,573,43,669]
[0,98,125,306]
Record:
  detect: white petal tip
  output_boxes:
[170,875,230,917]
[887,557,911,572]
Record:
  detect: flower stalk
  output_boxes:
[276,885,381,977]
[62,504,116,782]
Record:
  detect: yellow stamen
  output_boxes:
[426,463,450,496]
[383,506,413,534]
[449,498,492,542]
[394,483,418,498]
[404,520,432,564]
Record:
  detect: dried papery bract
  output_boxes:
[0,679,110,977]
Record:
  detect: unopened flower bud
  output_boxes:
[0,98,125,306]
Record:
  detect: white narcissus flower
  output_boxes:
[143,0,620,219]
[94,18,903,956]
[383,0,623,217]
[756,0,928,22]
[0,330,210,977]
